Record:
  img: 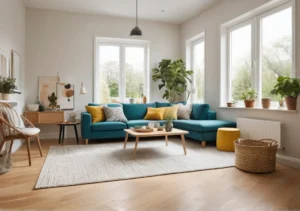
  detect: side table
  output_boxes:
[58,120,81,145]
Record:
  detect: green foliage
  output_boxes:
[271,76,300,97]
[48,92,58,109]
[240,88,258,101]
[152,59,193,102]
[165,116,174,124]
[2,77,17,94]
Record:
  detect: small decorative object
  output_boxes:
[39,104,45,111]
[148,122,160,128]
[165,116,173,132]
[129,98,135,104]
[234,139,278,173]
[48,92,58,110]
[240,88,258,108]
[27,104,39,111]
[2,77,17,100]
[152,59,193,103]
[80,82,87,94]
[227,100,236,107]
[157,126,164,131]
[57,83,75,110]
[279,99,285,108]
[56,105,61,111]
[68,112,76,122]
[261,98,271,109]
[271,76,300,110]
[143,95,147,104]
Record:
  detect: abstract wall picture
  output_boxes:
[0,52,9,78]
[57,83,74,110]
[39,76,59,109]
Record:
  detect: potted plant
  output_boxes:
[152,59,193,103]
[165,116,174,132]
[227,98,237,107]
[261,98,271,109]
[2,77,17,100]
[271,76,300,110]
[48,92,58,110]
[240,88,258,108]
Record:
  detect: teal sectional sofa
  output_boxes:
[81,102,236,145]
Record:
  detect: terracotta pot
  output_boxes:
[227,102,235,107]
[261,98,271,109]
[285,96,297,110]
[244,100,255,108]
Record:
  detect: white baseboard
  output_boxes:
[276,154,300,170]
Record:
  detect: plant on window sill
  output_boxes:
[240,88,258,108]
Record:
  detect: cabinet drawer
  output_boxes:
[38,112,64,124]
[25,112,38,124]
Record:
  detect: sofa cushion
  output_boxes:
[163,105,178,120]
[173,120,236,132]
[91,122,127,131]
[191,104,210,120]
[85,106,105,123]
[122,103,156,120]
[103,107,128,122]
[144,107,165,120]
[177,104,192,119]
[126,120,165,128]
[155,101,186,108]
[88,103,121,107]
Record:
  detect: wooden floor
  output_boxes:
[1,139,300,211]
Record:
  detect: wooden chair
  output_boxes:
[0,103,42,166]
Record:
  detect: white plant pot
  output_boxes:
[2,94,12,100]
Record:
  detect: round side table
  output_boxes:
[58,120,81,145]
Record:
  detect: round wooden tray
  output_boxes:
[133,128,154,133]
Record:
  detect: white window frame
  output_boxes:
[221,0,295,107]
[186,32,206,103]
[94,37,150,103]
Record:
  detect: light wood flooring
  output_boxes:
[1,138,300,211]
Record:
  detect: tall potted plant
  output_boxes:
[240,88,258,108]
[2,77,17,100]
[271,76,300,110]
[152,59,193,102]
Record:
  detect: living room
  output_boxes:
[1,0,300,210]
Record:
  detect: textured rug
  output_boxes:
[35,138,235,189]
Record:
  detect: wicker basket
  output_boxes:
[234,139,278,173]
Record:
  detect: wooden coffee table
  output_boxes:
[123,128,189,158]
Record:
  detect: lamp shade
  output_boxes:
[130,26,142,36]
[80,83,87,95]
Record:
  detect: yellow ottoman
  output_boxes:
[217,128,240,152]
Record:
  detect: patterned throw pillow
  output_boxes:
[103,106,128,122]
[177,104,192,120]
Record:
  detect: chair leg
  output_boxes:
[9,140,14,153]
[36,135,43,157]
[26,138,32,166]
[0,141,5,154]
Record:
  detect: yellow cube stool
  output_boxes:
[217,128,240,152]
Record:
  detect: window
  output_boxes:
[94,38,149,103]
[186,33,205,103]
[222,0,294,107]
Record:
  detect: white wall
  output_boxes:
[25,8,181,139]
[0,0,26,152]
[181,0,300,167]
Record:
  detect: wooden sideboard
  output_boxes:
[24,111,64,124]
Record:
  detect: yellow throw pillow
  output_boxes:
[144,107,165,120]
[163,105,178,120]
[85,106,106,123]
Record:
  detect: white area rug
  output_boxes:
[35,139,235,189]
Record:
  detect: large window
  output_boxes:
[95,38,149,103]
[186,33,205,103]
[223,1,294,107]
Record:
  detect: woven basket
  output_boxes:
[234,139,278,173]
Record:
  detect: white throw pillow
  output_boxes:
[177,104,192,120]
[1,106,25,129]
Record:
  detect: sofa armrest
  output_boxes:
[81,112,92,138]
[207,110,217,120]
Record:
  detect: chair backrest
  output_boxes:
[0,103,25,137]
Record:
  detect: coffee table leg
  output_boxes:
[59,126,62,144]
[165,135,168,146]
[62,126,65,145]
[181,134,187,155]
[124,132,129,148]
[74,125,79,145]
[133,136,140,159]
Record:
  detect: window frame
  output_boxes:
[221,0,295,107]
[186,32,206,104]
[94,37,150,103]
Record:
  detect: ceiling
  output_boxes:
[23,0,219,24]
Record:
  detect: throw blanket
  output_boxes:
[0,144,12,174]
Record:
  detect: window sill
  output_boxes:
[219,106,297,113]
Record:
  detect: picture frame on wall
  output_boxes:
[38,76,60,109]
[11,50,21,89]
[0,50,10,78]
[56,83,75,110]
